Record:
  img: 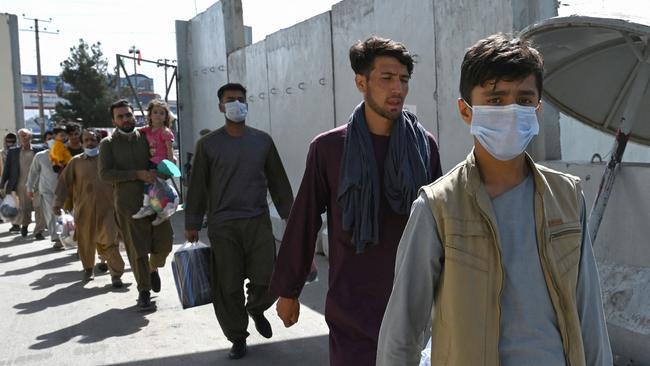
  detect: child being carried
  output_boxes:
[132,100,179,225]
[49,124,73,173]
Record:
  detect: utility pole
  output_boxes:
[128,46,140,101]
[21,16,58,137]
[157,58,176,102]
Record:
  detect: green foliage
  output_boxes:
[53,39,116,127]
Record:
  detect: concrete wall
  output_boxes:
[265,13,336,191]
[542,161,650,364]
[227,41,271,132]
[175,0,244,163]
[331,0,375,125]
[177,0,560,176]
[433,0,559,170]
[0,13,24,135]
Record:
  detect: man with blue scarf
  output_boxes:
[271,36,442,365]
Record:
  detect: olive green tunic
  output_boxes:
[99,130,173,291]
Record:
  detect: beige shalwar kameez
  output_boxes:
[54,153,125,275]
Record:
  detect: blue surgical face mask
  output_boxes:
[84,147,99,157]
[224,101,248,123]
[47,139,55,149]
[467,102,539,161]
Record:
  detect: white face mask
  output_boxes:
[468,102,539,161]
[224,101,248,123]
[47,139,55,149]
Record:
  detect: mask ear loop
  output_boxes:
[462,99,473,111]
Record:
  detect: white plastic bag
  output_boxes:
[56,210,77,248]
[0,194,19,221]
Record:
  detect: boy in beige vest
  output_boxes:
[376,33,612,366]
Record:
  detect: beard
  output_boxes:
[365,89,402,121]
[117,123,135,134]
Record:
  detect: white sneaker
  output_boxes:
[151,215,168,226]
[132,206,155,219]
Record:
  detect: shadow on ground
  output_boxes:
[0,247,58,264]
[107,334,329,366]
[1,252,77,277]
[30,306,151,350]
[14,281,132,314]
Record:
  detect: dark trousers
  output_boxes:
[116,212,173,292]
[208,214,277,342]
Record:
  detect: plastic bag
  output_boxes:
[0,194,19,221]
[147,177,179,217]
[55,210,77,248]
[171,241,213,309]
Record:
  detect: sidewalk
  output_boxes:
[0,213,330,365]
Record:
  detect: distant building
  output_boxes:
[21,74,71,110]
[120,73,154,93]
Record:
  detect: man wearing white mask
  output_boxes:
[54,129,125,284]
[27,125,64,249]
[184,83,294,360]
[377,33,612,365]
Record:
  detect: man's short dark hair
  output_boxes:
[217,83,247,102]
[67,121,82,132]
[4,132,16,142]
[349,36,414,77]
[109,99,133,119]
[460,33,544,104]
[43,131,54,139]
[82,128,102,142]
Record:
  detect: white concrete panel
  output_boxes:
[331,0,375,125]
[433,0,516,171]
[228,41,271,133]
[373,0,438,139]
[266,13,336,191]
[187,2,229,143]
[227,47,246,85]
[0,14,21,134]
[175,20,194,170]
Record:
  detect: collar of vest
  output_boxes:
[462,149,549,197]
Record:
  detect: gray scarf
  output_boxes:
[337,102,432,253]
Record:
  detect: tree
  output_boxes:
[53,39,116,127]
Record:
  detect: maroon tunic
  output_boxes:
[270,124,442,365]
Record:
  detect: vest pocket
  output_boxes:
[443,218,490,272]
[548,222,582,277]
[445,246,488,272]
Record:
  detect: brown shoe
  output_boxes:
[111,276,123,288]
[52,240,64,250]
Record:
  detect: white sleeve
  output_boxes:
[376,192,443,366]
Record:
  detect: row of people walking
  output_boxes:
[180,33,612,365]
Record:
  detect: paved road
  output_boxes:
[0,212,330,365]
